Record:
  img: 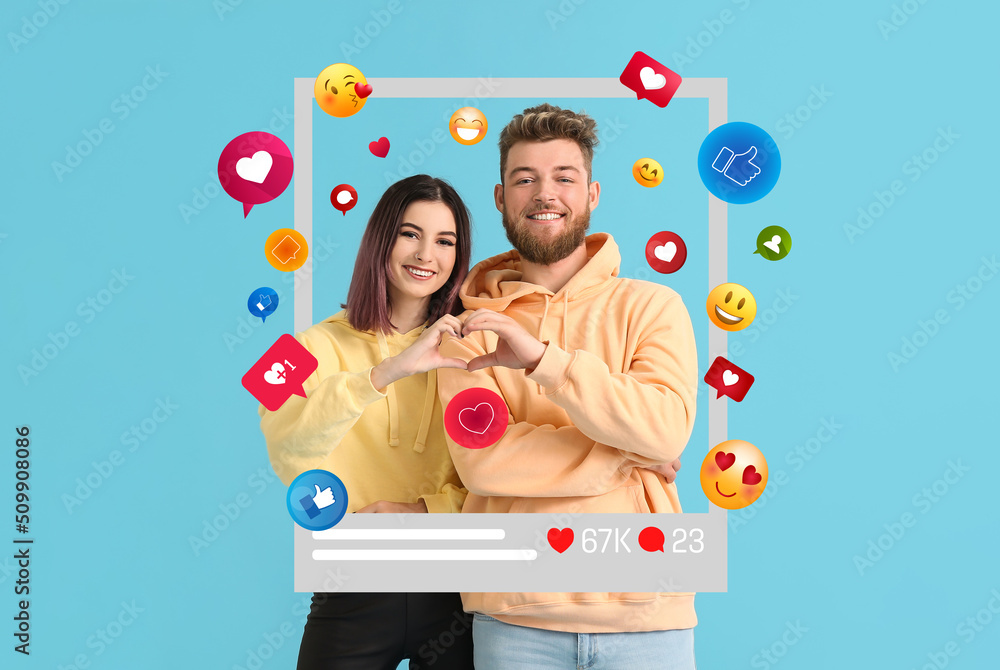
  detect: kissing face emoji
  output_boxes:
[449,107,488,145]
[706,282,757,331]
[314,63,369,118]
[700,439,768,510]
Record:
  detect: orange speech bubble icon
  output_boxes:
[265,228,308,272]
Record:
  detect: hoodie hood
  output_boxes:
[322,311,434,454]
[461,233,621,310]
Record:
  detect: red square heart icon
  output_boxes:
[242,334,318,411]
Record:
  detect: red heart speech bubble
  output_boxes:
[547,528,574,554]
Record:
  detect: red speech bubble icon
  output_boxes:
[445,387,508,449]
[703,356,755,402]
[242,334,318,411]
[330,184,358,216]
[638,527,665,553]
[547,528,574,554]
[619,51,682,108]
[645,231,688,274]
[218,132,294,218]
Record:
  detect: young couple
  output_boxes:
[259,104,699,670]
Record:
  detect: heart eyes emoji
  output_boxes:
[700,439,769,510]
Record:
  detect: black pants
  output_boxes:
[296,592,474,670]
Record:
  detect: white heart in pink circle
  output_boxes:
[458,403,495,435]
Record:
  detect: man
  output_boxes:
[437,104,699,669]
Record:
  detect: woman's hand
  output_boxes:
[355,499,428,513]
[370,315,468,391]
[461,309,547,373]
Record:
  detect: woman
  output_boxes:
[258,174,474,669]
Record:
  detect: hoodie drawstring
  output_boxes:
[563,291,569,351]
[537,296,553,394]
[377,327,432,452]
[413,371,434,454]
[376,330,401,448]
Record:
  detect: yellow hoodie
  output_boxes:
[438,233,698,633]
[259,311,466,514]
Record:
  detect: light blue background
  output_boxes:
[3,1,998,668]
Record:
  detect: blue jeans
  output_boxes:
[472,613,696,669]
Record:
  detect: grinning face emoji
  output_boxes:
[632,157,664,188]
[700,439,768,510]
[706,282,757,331]
[449,107,488,145]
[314,63,369,118]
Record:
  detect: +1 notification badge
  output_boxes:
[242,334,318,411]
[698,122,781,204]
[287,470,349,531]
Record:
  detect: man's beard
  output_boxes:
[502,206,590,265]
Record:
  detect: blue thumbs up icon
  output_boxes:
[247,286,279,322]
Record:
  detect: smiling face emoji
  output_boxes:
[632,157,664,188]
[314,63,369,118]
[449,107,487,145]
[706,282,757,331]
[700,440,768,510]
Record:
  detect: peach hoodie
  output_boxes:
[438,233,698,633]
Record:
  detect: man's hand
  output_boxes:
[355,499,428,513]
[462,309,547,373]
[646,458,682,484]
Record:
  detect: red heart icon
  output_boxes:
[547,528,574,554]
[715,451,735,471]
[354,83,373,98]
[369,137,390,158]
[742,465,762,486]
